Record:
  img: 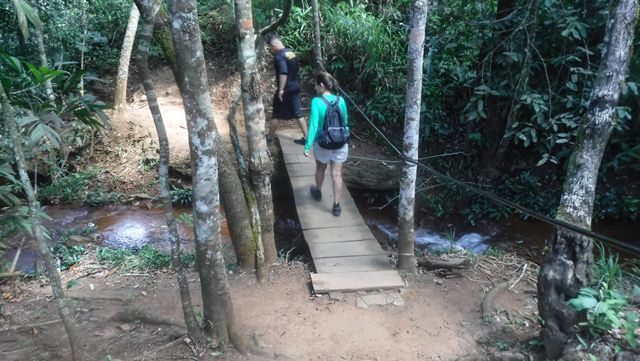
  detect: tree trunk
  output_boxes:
[537,0,638,358]
[1,85,83,361]
[257,0,293,36]
[114,3,140,115]
[166,0,242,347]
[487,0,538,174]
[478,0,518,179]
[226,90,266,281]
[151,8,256,270]
[233,0,277,266]
[28,0,53,99]
[133,0,202,342]
[397,0,428,275]
[310,0,323,71]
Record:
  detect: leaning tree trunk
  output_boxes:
[114,3,140,115]
[28,0,53,99]
[537,0,638,359]
[1,86,83,361]
[151,8,256,270]
[234,0,277,266]
[478,0,518,179]
[397,0,428,275]
[133,0,202,342]
[167,0,245,348]
[310,0,323,71]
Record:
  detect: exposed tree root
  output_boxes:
[0,319,62,333]
[0,272,24,279]
[481,281,509,318]
[456,350,531,361]
[138,333,188,361]
[110,308,184,328]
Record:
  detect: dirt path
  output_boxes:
[1,253,539,361]
[0,64,540,361]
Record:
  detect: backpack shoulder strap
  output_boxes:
[319,96,330,105]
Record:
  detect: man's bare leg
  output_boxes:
[297,117,308,139]
[267,118,281,140]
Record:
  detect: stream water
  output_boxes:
[2,187,638,273]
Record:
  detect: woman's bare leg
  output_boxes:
[330,161,344,205]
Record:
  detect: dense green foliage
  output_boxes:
[568,244,640,352]
[0,0,638,227]
[276,0,640,224]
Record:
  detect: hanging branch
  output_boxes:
[258,0,293,37]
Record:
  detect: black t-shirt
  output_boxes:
[274,48,301,93]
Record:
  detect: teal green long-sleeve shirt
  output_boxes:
[304,94,349,152]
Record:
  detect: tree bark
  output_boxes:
[114,3,140,115]
[166,0,242,346]
[234,0,277,266]
[537,0,638,359]
[397,0,428,275]
[487,0,538,174]
[478,0,518,179]
[151,8,256,270]
[1,85,83,361]
[310,0,323,71]
[133,0,202,342]
[226,89,266,281]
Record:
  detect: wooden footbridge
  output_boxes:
[278,130,404,293]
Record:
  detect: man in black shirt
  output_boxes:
[267,36,308,145]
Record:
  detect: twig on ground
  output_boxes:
[0,319,62,333]
[10,237,25,273]
[509,263,528,291]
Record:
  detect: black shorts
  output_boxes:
[272,89,302,120]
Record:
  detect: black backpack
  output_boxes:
[317,96,349,150]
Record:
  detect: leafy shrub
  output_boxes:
[96,246,194,271]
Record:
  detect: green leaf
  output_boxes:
[568,295,598,311]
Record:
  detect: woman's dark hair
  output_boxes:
[315,72,338,92]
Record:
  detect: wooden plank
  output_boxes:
[289,176,362,229]
[311,271,404,293]
[283,152,309,164]
[308,239,387,259]
[303,225,373,244]
[285,163,316,177]
[314,255,392,273]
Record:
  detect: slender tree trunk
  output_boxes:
[478,0,518,179]
[1,86,83,361]
[310,0,323,71]
[226,90,266,281]
[114,3,140,115]
[29,0,53,99]
[167,0,244,347]
[397,0,428,275]
[537,1,638,359]
[133,0,202,342]
[79,0,88,96]
[151,9,256,270]
[488,0,538,173]
[233,0,277,266]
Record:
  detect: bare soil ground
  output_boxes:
[0,62,542,360]
[1,251,540,361]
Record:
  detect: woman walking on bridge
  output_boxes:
[303,72,350,217]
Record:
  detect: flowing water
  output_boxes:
[2,187,638,273]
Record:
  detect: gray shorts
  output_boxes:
[313,143,349,164]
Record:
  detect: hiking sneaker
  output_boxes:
[294,137,306,145]
[310,186,322,201]
[332,203,342,217]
